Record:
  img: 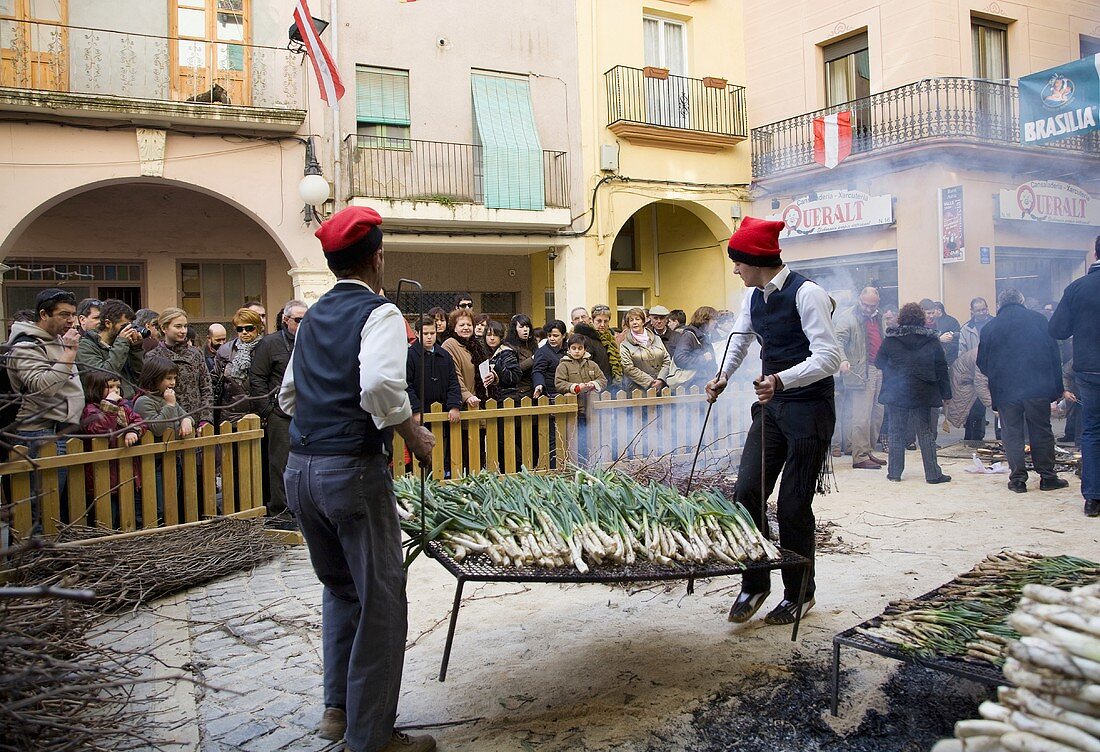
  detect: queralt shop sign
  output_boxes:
[767,190,894,238]
[997,180,1100,226]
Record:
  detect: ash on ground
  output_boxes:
[645,657,990,752]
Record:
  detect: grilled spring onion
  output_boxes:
[393,468,779,571]
[859,554,1100,667]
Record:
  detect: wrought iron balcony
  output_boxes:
[345,135,570,211]
[0,18,304,130]
[605,65,747,151]
[752,76,1100,178]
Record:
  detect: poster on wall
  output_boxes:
[765,190,894,238]
[939,186,965,264]
[997,180,1100,225]
[1019,54,1100,145]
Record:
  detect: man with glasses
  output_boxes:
[249,300,308,518]
[76,299,145,399]
[834,286,886,470]
[453,293,474,314]
[77,298,103,333]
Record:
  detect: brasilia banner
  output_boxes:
[1019,53,1100,145]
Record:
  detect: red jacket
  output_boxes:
[80,400,147,493]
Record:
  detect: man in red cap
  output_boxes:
[705,216,841,626]
[279,206,436,752]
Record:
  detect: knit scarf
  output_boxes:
[451,332,487,366]
[224,337,261,383]
[597,328,623,379]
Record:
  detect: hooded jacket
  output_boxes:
[571,322,611,381]
[874,325,951,409]
[6,321,84,431]
[977,302,1063,410]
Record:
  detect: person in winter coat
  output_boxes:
[483,320,523,403]
[80,370,146,526]
[977,288,1068,494]
[554,334,607,413]
[571,320,611,383]
[590,305,623,385]
[134,356,190,439]
[406,315,462,420]
[75,299,146,399]
[619,307,671,393]
[214,308,264,424]
[942,348,993,432]
[532,320,568,399]
[875,302,952,484]
[502,314,536,400]
[145,308,214,427]
[833,287,887,470]
[671,306,718,390]
[440,308,488,409]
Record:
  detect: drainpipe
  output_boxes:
[330,0,343,210]
[652,207,661,298]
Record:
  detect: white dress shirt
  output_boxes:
[720,265,842,390]
[278,280,412,430]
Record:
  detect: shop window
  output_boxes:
[170,0,250,105]
[180,261,263,323]
[356,66,411,147]
[1081,35,1100,59]
[611,216,639,271]
[822,32,870,148]
[615,288,646,329]
[0,0,68,91]
[994,248,1083,310]
[642,15,688,128]
[2,260,144,328]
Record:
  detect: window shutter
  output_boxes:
[471,73,545,211]
[356,67,410,126]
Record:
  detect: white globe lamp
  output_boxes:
[298,173,330,207]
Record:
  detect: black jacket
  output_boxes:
[249,329,294,420]
[672,325,712,373]
[487,346,524,403]
[935,314,961,364]
[406,342,462,413]
[572,323,611,381]
[1049,261,1100,374]
[977,303,1063,410]
[875,326,952,409]
[532,343,565,397]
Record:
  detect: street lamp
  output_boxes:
[298,136,330,223]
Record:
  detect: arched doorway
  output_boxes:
[2,182,293,337]
[607,200,732,326]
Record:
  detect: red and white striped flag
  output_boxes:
[812,110,852,169]
[293,0,344,106]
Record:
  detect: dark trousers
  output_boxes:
[735,398,833,601]
[999,398,1057,484]
[963,401,987,441]
[886,406,943,481]
[266,413,291,515]
[1077,372,1100,501]
[284,452,407,752]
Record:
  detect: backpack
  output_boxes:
[0,332,45,433]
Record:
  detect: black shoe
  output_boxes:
[906,442,917,451]
[927,475,951,484]
[763,598,816,625]
[1008,481,1027,494]
[727,590,770,623]
[1039,478,1069,491]
[887,475,901,482]
[1085,499,1100,517]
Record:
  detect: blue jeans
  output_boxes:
[1076,372,1100,501]
[284,451,406,752]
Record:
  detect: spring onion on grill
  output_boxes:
[393,468,779,571]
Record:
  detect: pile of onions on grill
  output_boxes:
[932,582,1100,752]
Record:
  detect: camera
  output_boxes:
[127,324,150,338]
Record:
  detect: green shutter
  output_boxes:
[471,74,545,211]
[356,67,411,126]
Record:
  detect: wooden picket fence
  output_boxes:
[0,415,264,541]
[394,383,755,479]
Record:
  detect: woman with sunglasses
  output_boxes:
[213,308,265,424]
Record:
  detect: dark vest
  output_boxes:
[289,282,393,455]
[750,270,834,401]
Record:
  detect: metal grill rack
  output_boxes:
[424,540,812,681]
[830,585,1007,716]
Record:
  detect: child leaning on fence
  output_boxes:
[554,334,607,414]
[80,370,146,526]
[134,356,192,439]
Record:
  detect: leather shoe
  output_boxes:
[378,731,437,752]
[853,460,881,470]
[727,590,770,623]
[927,475,951,484]
[1008,481,1027,494]
[1085,499,1099,517]
[868,454,887,465]
[318,707,346,741]
[1039,477,1069,491]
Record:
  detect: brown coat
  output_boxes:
[441,337,477,406]
[943,349,992,429]
[555,353,607,414]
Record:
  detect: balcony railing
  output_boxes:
[345,136,570,210]
[752,76,1100,178]
[0,18,302,110]
[605,65,747,140]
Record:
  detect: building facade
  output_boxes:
[742,0,1100,316]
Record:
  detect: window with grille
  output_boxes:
[2,261,144,326]
[481,292,516,315]
[180,261,263,323]
[356,66,411,147]
[615,288,646,329]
